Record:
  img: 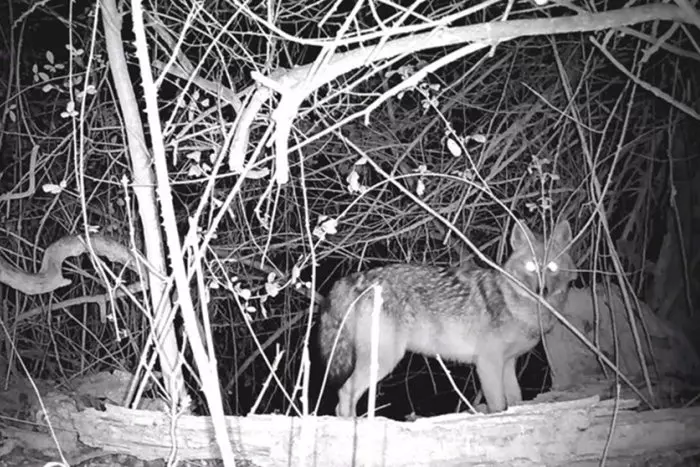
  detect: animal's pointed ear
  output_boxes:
[552,220,572,247]
[510,220,536,249]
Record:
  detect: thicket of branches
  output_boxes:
[0,0,698,418]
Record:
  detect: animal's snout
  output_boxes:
[536,284,549,297]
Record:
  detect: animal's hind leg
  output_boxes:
[336,318,407,417]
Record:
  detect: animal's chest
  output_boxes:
[495,315,546,359]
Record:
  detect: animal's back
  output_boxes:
[348,265,503,359]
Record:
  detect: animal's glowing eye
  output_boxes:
[547,261,559,272]
[525,260,538,273]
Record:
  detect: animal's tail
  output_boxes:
[318,281,357,384]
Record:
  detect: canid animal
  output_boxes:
[318,219,575,417]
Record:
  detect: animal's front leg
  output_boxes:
[476,354,506,413]
[503,356,522,407]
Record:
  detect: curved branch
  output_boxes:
[0,235,138,295]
